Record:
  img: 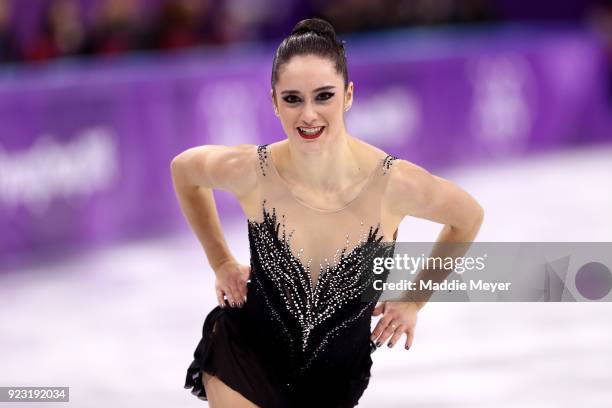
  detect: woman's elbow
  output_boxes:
[170,150,198,186]
[470,203,485,233]
[170,154,187,180]
[170,146,209,182]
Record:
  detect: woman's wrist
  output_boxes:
[210,256,237,274]
[399,293,426,311]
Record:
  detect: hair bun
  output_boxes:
[291,18,338,43]
[272,17,348,89]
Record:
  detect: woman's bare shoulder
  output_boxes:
[211,144,260,198]
[382,154,438,216]
[351,138,392,168]
[386,154,433,189]
[172,143,260,198]
[218,143,260,165]
[383,156,483,230]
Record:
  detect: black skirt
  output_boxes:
[184,305,376,408]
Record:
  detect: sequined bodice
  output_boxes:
[241,143,398,380]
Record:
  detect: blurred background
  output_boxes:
[1,0,611,407]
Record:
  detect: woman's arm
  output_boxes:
[387,159,485,308]
[170,144,258,306]
[371,159,484,349]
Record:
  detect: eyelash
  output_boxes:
[282,92,335,104]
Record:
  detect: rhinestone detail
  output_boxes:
[257,144,269,176]
[247,200,395,376]
[382,154,398,175]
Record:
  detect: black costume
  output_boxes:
[185,144,398,407]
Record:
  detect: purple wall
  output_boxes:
[0,25,610,271]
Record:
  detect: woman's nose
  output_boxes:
[299,100,318,123]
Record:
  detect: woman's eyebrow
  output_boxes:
[280,86,336,95]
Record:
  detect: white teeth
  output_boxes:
[298,127,323,135]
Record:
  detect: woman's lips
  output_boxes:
[297,126,325,139]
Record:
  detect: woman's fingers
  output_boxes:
[370,300,419,351]
[371,318,412,349]
[372,302,384,316]
[370,317,393,346]
[378,321,399,347]
[216,288,225,308]
[387,326,404,348]
[227,284,242,307]
[226,279,249,308]
[236,279,249,305]
[238,277,249,303]
[215,263,251,309]
[405,327,415,350]
[240,266,251,303]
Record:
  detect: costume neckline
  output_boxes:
[265,143,385,213]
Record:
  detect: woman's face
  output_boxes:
[271,54,353,151]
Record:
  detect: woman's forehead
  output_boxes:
[276,55,342,90]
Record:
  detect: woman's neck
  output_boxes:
[278,133,366,194]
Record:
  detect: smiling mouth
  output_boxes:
[297,126,325,139]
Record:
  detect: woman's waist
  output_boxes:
[240,294,374,336]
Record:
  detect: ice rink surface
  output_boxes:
[1,145,611,408]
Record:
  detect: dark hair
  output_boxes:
[271,18,348,92]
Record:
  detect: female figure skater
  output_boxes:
[172,18,483,408]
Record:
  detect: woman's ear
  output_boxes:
[344,81,354,112]
[270,89,280,117]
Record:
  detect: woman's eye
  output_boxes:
[283,95,301,104]
[282,92,334,104]
[317,92,334,101]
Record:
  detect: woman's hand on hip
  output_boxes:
[214,259,251,308]
[371,300,420,350]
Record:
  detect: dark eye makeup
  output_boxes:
[282,92,335,104]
